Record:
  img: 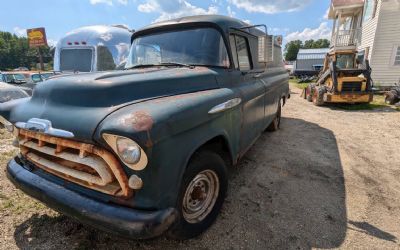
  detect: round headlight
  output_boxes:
[116,137,141,164]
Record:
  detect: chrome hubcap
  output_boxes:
[182,170,219,224]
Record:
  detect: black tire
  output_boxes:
[267,99,282,132]
[167,150,228,240]
[306,84,314,102]
[385,90,398,105]
[313,86,325,106]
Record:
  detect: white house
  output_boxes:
[328,0,400,88]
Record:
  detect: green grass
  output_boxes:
[289,79,311,90]
[335,95,396,111]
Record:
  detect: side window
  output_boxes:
[235,36,251,71]
[32,74,42,82]
[229,35,239,69]
[363,0,377,22]
[393,46,400,66]
[230,34,252,71]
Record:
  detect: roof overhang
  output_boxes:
[328,0,364,19]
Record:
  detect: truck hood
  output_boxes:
[7,67,220,142]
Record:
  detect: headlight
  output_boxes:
[116,137,141,164]
[102,133,148,171]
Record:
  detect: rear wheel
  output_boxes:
[312,86,325,106]
[267,99,282,132]
[385,90,398,105]
[168,151,227,240]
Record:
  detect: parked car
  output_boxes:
[0,82,29,103]
[1,15,289,239]
[19,71,55,84]
[0,72,27,84]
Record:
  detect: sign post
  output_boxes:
[27,27,48,70]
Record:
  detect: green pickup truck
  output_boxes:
[1,15,289,239]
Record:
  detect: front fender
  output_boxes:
[94,89,242,209]
[0,97,30,122]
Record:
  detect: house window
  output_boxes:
[393,46,400,66]
[363,0,377,22]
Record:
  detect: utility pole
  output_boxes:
[37,47,45,70]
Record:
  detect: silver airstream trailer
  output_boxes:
[53,25,133,72]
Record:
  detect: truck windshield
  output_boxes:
[126,28,230,69]
[60,49,93,72]
[336,54,355,69]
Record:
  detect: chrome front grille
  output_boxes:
[18,129,132,198]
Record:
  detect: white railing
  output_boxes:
[331,29,361,48]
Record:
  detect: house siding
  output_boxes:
[369,0,400,86]
[358,0,381,60]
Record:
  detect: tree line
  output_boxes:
[284,39,330,61]
[0,31,53,71]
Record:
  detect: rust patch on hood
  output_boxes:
[122,111,154,132]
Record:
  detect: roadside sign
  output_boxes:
[27,27,48,47]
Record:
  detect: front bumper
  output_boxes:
[7,158,177,239]
[324,92,373,103]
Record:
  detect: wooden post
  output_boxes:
[37,47,44,70]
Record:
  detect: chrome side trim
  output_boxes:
[15,118,74,138]
[208,98,242,114]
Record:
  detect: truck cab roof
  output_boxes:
[134,15,253,37]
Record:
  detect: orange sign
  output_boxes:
[27,27,48,47]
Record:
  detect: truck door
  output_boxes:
[229,34,266,153]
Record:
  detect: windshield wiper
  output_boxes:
[125,64,157,70]
[159,62,194,68]
[125,62,195,70]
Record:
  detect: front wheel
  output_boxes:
[168,151,228,240]
[267,99,282,132]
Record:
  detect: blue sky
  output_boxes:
[1,0,332,46]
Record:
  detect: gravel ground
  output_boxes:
[0,85,399,249]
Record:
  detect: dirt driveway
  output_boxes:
[0,85,399,249]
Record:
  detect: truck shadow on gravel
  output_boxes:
[14,117,348,250]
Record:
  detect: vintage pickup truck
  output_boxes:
[1,15,289,239]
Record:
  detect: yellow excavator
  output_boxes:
[303,49,373,106]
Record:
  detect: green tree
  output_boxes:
[0,31,54,71]
[284,40,303,61]
[284,39,331,61]
[313,39,330,49]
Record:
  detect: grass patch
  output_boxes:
[289,79,312,90]
[335,95,397,111]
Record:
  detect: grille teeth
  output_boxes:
[342,82,362,92]
[19,129,132,198]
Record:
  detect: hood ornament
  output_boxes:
[15,118,75,138]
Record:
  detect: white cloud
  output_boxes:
[13,27,26,37]
[323,8,329,20]
[227,5,236,17]
[89,0,128,5]
[47,39,58,47]
[285,22,331,42]
[228,0,312,14]
[138,0,218,22]
[243,19,251,24]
